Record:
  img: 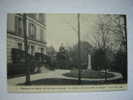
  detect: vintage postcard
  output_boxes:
[7,13,127,92]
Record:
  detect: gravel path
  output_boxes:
[8,69,123,85]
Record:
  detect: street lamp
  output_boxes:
[23,14,31,85]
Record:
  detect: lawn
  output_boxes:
[63,69,114,79]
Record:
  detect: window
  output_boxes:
[31,45,35,55]
[40,29,44,41]
[39,14,44,24]
[18,43,22,50]
[15,16,23,35]
[29,23,36,40]
[41,48,44,54]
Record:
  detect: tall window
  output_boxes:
[15,16,23,35]
[31,45,35,55]
[18,43,22,50]
[29,23,36,40]
[41,48,44,54]
[40,29,44,41]
[39,14,44,24]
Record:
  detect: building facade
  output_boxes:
[7,14,47,64]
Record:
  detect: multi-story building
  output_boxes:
[7,14,46,64]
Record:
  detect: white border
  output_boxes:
[0,0,133,100]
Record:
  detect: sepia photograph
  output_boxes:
[7,13,127,92]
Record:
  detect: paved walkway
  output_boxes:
[8,70,70,85]
[8,69,123,86]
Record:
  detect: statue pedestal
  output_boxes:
[88,54,92,70]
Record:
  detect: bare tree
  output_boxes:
[92,15,114,81]
[109,15,127,52]
[92,14,127,82]
[93,15,113,49]
[110,15,127,82]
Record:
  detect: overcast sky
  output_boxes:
[46,14,99,51]
[45,14,124,51]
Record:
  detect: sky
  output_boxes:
[45,14,124,51]
[46,14,98,51]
